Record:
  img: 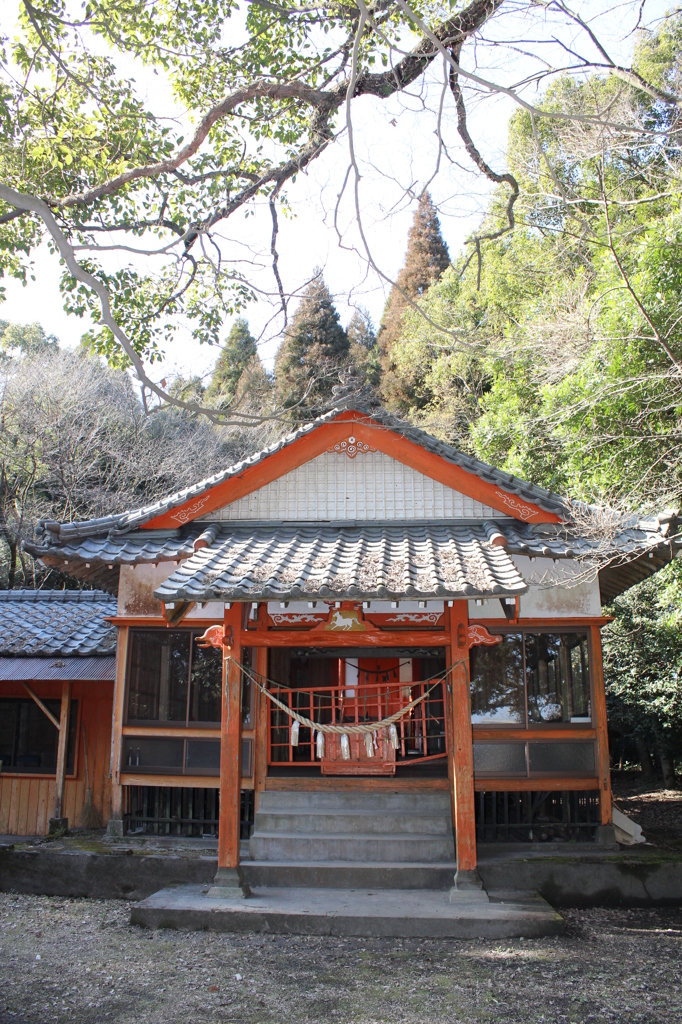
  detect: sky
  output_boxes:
[0,0,671,385]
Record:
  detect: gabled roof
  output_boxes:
[23,404,682,603]
[0,590,117,656]
[31,405,569,543]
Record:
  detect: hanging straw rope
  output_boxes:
[234,659,450,736]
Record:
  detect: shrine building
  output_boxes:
[6,405,680,896]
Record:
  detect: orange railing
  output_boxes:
[267,679,447,766]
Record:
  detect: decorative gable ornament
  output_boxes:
[327,435,377,459]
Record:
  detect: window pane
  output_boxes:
[526,633,591,725]
[470,634,525,724]
[122,737,184,770]
[0,699,77,775]
[528,741,595,774]
[189,637,222,723]
[473,742,527,775]
[185,739,221,773]
[127,630,190,722]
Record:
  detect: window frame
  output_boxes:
[124,628,223,729]
[470,627,594,731]
[0,696,80,779]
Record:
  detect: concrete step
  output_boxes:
[242,860,456,890]
[132,884,566,939]
[257,791,451,813]
[249,831,456,863]
[253,810,453,835]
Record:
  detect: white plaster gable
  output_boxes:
[118,563,223,619]
[198,449,510,522]
[468,556,602,620]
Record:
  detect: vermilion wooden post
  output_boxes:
[52,679,71,827]
[211,603,250,897]
[448,601,487,900]
[591,625,613,828]
[253,642,269,811]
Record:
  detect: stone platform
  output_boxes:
[130,884,564,939]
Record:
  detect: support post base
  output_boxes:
[48,817,68,835]
[449,868,489,903]
[207,867,251,900]
[106,818,124,838]
[596,824,618,848]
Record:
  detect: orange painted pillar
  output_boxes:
[448,601,487,899]
[108,624,128,836]
[253,643,269,811]
[211,603,250,897]
[591,625,613,829]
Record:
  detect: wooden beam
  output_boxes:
[253,646,268,811]
[21,683,60,729]
[591,625,613,826]
[265,776,450,792]
[474,777,599,792]
[109,625,128,834]
[53,680,71,821]
[241,629,449,648]
[213,604,249,894]
[448,601,477,875]
[473,727,597,741]
[122,725,220,739]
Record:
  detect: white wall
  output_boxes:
[468,557,601,620]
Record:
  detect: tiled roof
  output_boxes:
[153,523,529,603]
[0,590,117,656]
[29,405,570,543]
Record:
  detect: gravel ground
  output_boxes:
[0,894,680,1024]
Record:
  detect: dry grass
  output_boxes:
[0,893,681,1023]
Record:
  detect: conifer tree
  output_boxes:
[206,318,258,403]
[274,271,350,416]
[379,192,450,410]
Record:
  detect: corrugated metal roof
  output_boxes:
[0,655,116,681]
[153,522,529,602]
[0,590,117,656]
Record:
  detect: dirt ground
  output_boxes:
[611,775,682,851]
[0,894,680,1024]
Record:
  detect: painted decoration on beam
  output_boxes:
[324,609,366,632]
[170,495,210,524]
[382,611,441,626]
[494,491,539,521]
[327,435,377,459]
[468,624,503,646]
[270,612,328,626]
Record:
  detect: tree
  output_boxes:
[0,321,58,357]
[379,192,450,411]
[206,319,259,405]
[274,272,349,416]
[0,328,281,589]
[603,561,682,785]
[0,2,674,425]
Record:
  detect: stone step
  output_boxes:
[241,861,456,890]
[257,790,451,813]
[253,810,453,835]
[249,831,456,864]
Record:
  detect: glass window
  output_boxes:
[526,633,591,725]
[127,630,222,725]
[0,699,77,774]
[470,634,525,724]
[189,644,222,724]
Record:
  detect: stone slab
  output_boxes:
[130,884,564,939]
